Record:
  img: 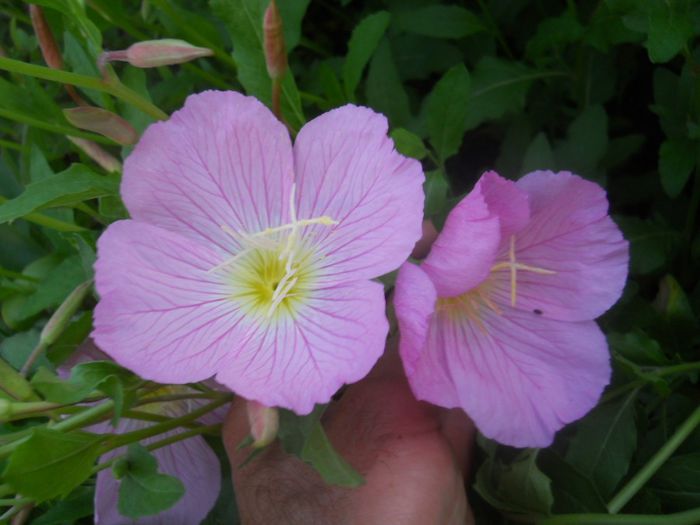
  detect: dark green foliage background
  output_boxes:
[0,0,699,523]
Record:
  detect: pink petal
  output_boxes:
[215,279,388,414]
[492,170,629,321]
[95,419,220,525]
[121,91,293,256]
[393,263,460,405]
[420,188,497,297]
[93,220,243,384]
[478,171,530,238]
[401,301,610,447]
[293,105,424,282]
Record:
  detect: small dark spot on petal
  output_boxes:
[533,309,543,315]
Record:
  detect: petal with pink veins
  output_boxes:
[490,170,629,321]
[93,220,246,384]
[293,105,424,283]
[396,294,610,447]
[215,279,388,414]
[121,91,293,256]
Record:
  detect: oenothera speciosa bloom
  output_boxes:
[93,91,424,413]
[393,171,629,447]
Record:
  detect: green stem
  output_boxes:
[538,507,700,525]
[0,267,39,283]
[476,0,514,59]
[0,195,87,232]
[0,498,32,507]
[0,57,168,121]
[92,423,222,474]
[104,396,230,451]
[607,405,700,513]
[0,139,25,151]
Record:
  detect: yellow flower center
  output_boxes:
[210,184,338,319]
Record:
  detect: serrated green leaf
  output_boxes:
[659,138,696,198]
[555,105,608,176]
[566,391,638,498]
[0,164,118,225]
[427,64,470,162]
[522,132,556,173]
[3,428,103,501]
[395,5,485,39]
[342,11,390,99]
[117,444,185,518]
[366,39,410,127]
[646,0,693,63]
[464,58,533,131]
[390,128,428,160]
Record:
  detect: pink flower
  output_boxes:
[93,91,424,414]
[393,170,629,447]
[94,394,223,525]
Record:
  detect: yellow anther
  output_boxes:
[490,236,556,307]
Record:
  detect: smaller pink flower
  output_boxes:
[393,170,629,447]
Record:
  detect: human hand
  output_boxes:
[223,343,475,525]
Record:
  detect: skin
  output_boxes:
[223,341,476,525]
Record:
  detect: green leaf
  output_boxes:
[366,39,410,127]
[342,11,390,99]
[390,128,428,160]
[424,169,449,217]
[609,330,669,366]
[521,132,556,173]
[464,58,534,131]
[118,444,185,518]
[649,452,700,510]
[276,0,311,51]
[426,64,470,162]
[526,10,584,61]
[211,0,305,130]
[659,138,696,198]
[538,450,607,513]
[474,450,553,516]
[617,216,681,274]
[0,329,48,371]
[278,407,363,487]
[554,105,608,177]
[646,0,693,63]
[3,428,103,501]
[33,360,138,420]
[30,486,94,525]
[566,391,638,498]
[3,254,89,325]
[0,164,118,225]
[395,5,485,39]
[392,35,462,81]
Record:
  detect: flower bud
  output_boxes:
[67,137,122,173]
[0,399,12,422]
[263,0,287,80]
[103,39,214,69]
[246,400,279,448]
[40,281,92,347]
[64,107,139,146]
[29,5,62,70]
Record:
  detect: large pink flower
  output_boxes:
[393,170,629,447]
[93,91,424,414]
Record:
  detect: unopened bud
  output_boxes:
[40,280,92,347]
[102,39,213,69]
[246,400,279,448]
[64,107,138,146]
[29,5,63,70]
[0,399,12,421]
[67,137,122,173]
[263,0,287,80]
